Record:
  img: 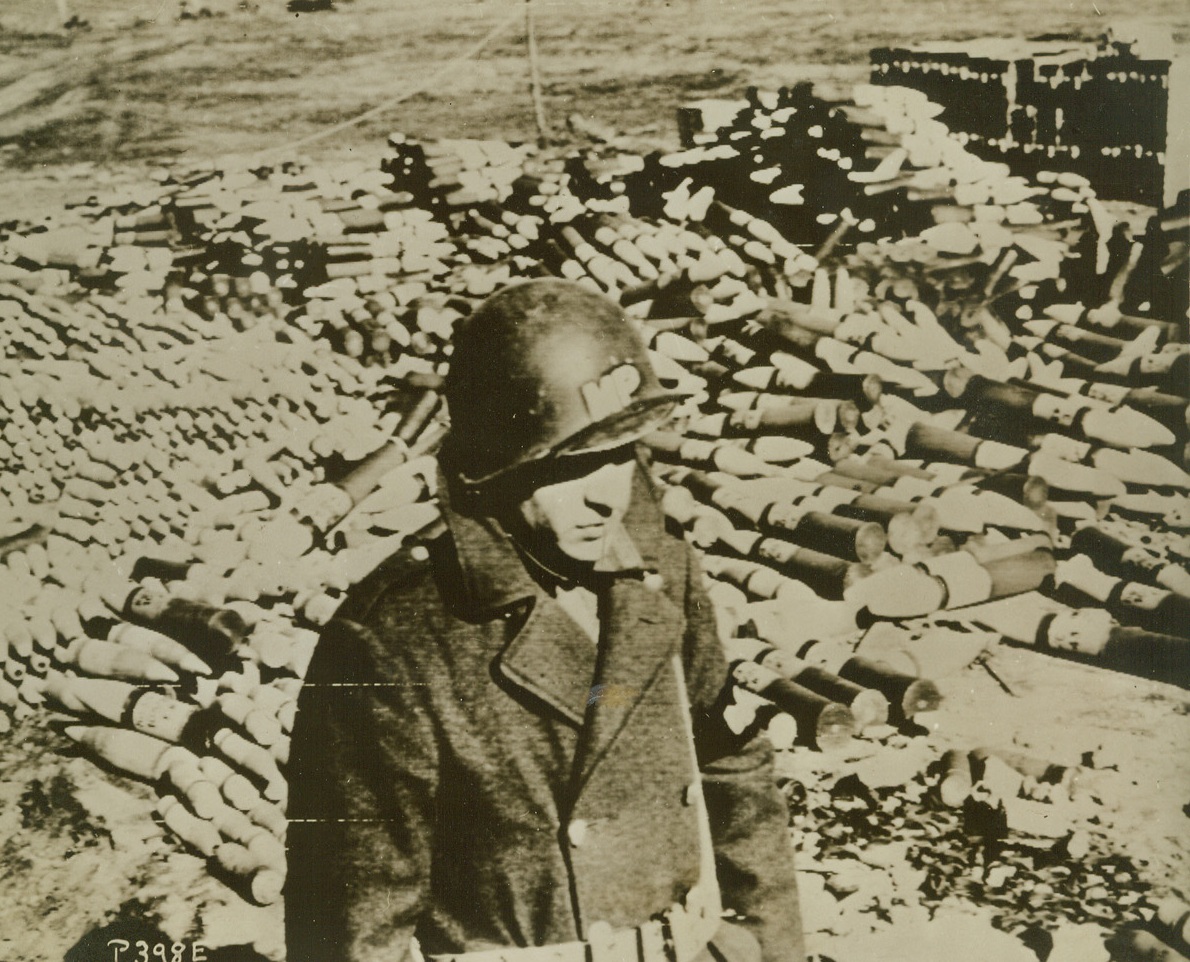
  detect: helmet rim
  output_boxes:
[450,391,677,488]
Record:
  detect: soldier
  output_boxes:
[285,278,804,962]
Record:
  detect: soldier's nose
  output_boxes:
[584,489,616,517]
[582,462,628,515]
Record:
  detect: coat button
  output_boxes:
[681,783,697,807]
[567,819,589,847]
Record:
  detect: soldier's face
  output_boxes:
[517,453,636,564]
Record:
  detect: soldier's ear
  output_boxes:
[442,463,532,523]
[439,444,494,518]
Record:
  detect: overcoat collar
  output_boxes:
[440,458,688,743]
[440,454,675,615]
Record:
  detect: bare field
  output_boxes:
[0,0,1186,178]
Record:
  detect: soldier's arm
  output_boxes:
[680,545,807,962]
[285,616,440,962]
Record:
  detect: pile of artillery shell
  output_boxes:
[0,78,1184,942]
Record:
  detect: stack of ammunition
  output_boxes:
[381,135,537,211]
[0,239,445,904]
[627,78,1105,265]
[870,28,1177,205]
[790,733,1166,947]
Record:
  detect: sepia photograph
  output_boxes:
[0,1,1187,960]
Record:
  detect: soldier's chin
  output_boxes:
[557,534,605,564]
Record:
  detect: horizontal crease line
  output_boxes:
[287,817,399,823]
[300,682,430,687]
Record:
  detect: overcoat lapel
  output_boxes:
[497,597,597,728]
[569,576,685,798]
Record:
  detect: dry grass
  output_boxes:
[0,0,1185,175]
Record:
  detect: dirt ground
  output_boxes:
[0,0,1187,185]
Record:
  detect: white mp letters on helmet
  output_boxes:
[580,363,642,420]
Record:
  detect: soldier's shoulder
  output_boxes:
[334,518,452,625]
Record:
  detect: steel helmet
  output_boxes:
[441,278,678,487]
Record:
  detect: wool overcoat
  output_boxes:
[285,467,804,962]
